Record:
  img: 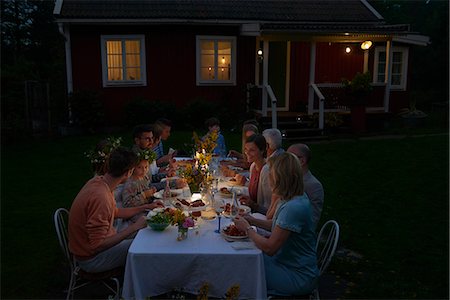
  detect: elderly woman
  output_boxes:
[234,152,319,296]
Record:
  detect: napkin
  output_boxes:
[231,242,256,250]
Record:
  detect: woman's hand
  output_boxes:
[233,215,250,233]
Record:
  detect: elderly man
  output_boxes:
[287,143,324,228]
[69,147,164,273]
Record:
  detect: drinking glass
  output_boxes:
[213,196,225,233]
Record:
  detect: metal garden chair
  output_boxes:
[312,219,340,300]
[53,208,121,300]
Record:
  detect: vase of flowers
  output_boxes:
[171,209,194,241]
[179,131,218,193]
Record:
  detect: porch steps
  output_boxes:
[259,114,325,141]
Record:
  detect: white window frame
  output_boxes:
[100,34,147,87]
[196,36,236,86]
[373,46,409,91]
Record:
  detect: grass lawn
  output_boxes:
[1,130,448,299]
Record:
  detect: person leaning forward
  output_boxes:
[68,147,164,273]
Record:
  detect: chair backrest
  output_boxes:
[316,220,340,275]
[54,208,72,266]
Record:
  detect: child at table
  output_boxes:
[204,117,227,157]
[122,149,157,209]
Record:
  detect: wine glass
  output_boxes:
[213,196,224,233]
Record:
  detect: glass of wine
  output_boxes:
[213,196,225,234]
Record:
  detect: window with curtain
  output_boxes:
[196,36,236,85]
[101,35,147,87]
[373,46,409,90]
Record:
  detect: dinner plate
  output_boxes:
[222,205,250,218]
[160,176,180,182]
[154,189,182,199]
[221,226,248,241]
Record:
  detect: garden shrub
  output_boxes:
[124,97,178,128]
[69,90,105,133]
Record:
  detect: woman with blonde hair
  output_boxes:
[234,152,319,296]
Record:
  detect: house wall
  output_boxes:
[69,25,256,124]
[288,41,409,113]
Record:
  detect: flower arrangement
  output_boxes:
[136,148,157,163]
[179,131,218,192]
[84,136,123,175]
[171,208,195,229]
[193,130,218,155]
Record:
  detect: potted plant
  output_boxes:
[342,72,373,133]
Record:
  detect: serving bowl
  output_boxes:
[147,221,170,231]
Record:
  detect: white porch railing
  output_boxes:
[310,83,325,130]
[264,84,278,129]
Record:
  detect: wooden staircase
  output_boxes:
[258,112,326,142]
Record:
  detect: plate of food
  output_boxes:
[221,224,248,241]
[227,177,241,186]
[219,187,233,198]
[222,204,250,217]
[154,189,181,199]
[171,198,207,212]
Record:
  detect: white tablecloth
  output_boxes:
[122,217,267,300]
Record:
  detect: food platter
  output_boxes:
[171,198,207,212]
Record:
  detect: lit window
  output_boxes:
[373,46,408,90]
[101,35,147,87]
[196,36,236,85]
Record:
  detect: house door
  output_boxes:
[268,41,289,111]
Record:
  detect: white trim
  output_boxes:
[308,41,316,115]
[53,0,63,15]
[196,36,236,86]
[360,0,384,20]
[392,34,430,46]
[100,34,147,87]
[373,45,409,91]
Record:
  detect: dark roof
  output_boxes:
[57,0,382,23]
[56,0,414,35]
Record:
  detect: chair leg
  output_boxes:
[66,273,76,300]
[101,277,121,299]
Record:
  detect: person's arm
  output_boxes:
[244,214,273,231]
[116,202,163,219]
[234,216,290,256]
[94,216,147,253]
[122,181,154,208]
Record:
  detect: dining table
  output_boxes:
[121,174,267,300]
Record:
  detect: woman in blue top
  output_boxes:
[234,152,319,296]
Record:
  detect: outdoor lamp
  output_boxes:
[345,46,352,54]
[257,49,263,62]
[361,40,373,50]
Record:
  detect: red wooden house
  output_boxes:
[54,0,429,130]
